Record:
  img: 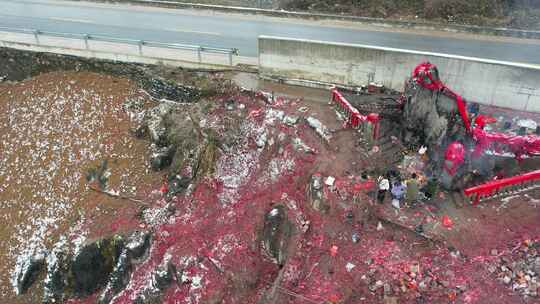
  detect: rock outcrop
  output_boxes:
[262,205,293,266]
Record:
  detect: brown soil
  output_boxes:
[0,71,161,303]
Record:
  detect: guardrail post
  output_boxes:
[197,47,202,63]
[33,30,40,45]
[84,34,89,50]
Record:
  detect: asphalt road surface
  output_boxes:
[1,0,540,64]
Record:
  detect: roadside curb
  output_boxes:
[72,0,540,40]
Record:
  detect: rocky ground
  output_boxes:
[2,51,540,303]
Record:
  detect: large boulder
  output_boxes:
[145,103,175,146]
[43,243,68,303]
[401,77,466,149]
[150,144,175,171]
[262,205,293,266]
[12,250,46,295]
[126,230,152,261]
[151,261,175,290]
[307,174,328,212]
[98,249,132,304]
[166,175,192,197]
[71,236,125,297]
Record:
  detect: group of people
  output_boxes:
[377,171,419,209]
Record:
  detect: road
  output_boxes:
[1,0,540,64]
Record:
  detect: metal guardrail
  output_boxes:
[0,26,239,66]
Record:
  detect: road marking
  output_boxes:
[49,17,94,24]
[166,28,221,36]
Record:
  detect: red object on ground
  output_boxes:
[474,115,497,129]
[464,169,540,204]
[442,215,453,228]
[159,183,168,194]
[472,125,540,160]
[353,180,376,193]
[330,245,338,257]
[328,293,341,303]
[443,141,465,176]
[413,63,540,162]
[412,62,471,133]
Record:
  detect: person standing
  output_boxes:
[391,179,406,209]
[406,173,419,206]
[377,175,390,204]
[423,177,439,200]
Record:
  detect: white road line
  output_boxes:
[165,28,221,36]
[49,17,94,24]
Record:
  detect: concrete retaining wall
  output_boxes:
[0,31,256,70]
[259,36,540,112]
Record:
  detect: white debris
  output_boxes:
[292,138,314,154]
[325,176,335,186]
[306,116,332,142]
[269,208,280,217]
[283,115,299,126]
[268,157,295,181]
[264,109,284,125]
[517,119,537,130]
[346,262,356,272]
[11,248,46,295]
[256,131,267,149]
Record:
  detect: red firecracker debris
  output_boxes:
[330,245,338,257]
[442,215,453,228]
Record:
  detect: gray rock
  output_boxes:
[262,205,292,266]
[13,250,46,295]
[166,175,191,197]
[152,262,176,290]
[43,243,68,303]
[307,174,327,212]
[146,103,175,145]
[256,131,267,149]
[225,99,236,111]
[71,236,125,297]
[283,115,299,126]
[126,231,152,261]
[352,232,360,244]
[99,249,132,304]
[150,145,175,171]
[292,138,314,154]
[306,117,332,142]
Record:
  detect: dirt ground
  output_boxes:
[0,71,162,303]
[2,69,540,304]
